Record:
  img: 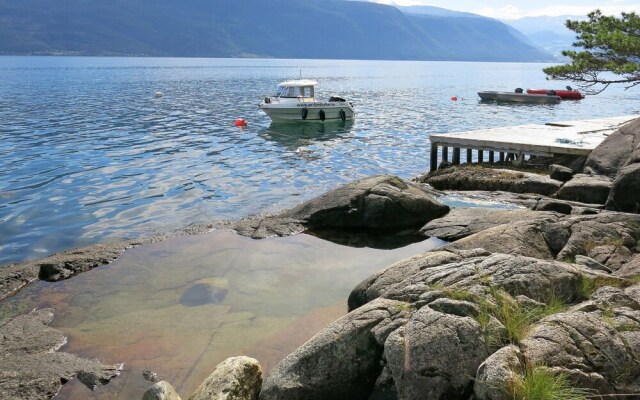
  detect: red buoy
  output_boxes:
[451,96,458,101]
[234,118,247,127]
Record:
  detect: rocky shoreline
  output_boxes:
[2,117,640,399]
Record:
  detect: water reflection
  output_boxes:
[259,120,354,149]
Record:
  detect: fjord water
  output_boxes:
[1,56,639,264]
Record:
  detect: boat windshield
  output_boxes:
[275,85,314,98]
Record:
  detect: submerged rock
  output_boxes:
[180,278,229,306]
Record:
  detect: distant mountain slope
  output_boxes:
[505,15,584,57]
[0,0,553,61]
[397,5,483,18]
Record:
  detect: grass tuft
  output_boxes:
[577,275,632,300]
[507,364,592,400]
[477,290,567,345]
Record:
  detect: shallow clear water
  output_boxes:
[1,56,639,264]
[2,230,445,399]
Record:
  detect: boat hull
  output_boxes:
[260,102,355,122]
[478,91,561,104]
[526,89,584,99]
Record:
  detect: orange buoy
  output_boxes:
[234,118,247,127]
[451,96,458,101]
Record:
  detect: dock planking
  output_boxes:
[429,115,637,171]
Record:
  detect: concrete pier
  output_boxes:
[429,115,636,171]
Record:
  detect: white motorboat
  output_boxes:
[259,79,355,122]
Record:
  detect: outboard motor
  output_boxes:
[515,88,523,93]
[566,85,573,91]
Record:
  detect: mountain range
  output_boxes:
[504,15,583,58]
[0,0,553,61]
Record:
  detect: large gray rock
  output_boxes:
[350,251,592,311]
[445,219,558,260]
[189,356,262,400]
[549,164,574,182]
[260,298,412,400]
[555,174,613,204]
[584,117,640,176]
[0,309,121,400]
[615,254,640,278]
[422,166,563,196]
[521,310,640,395]
[474,346,523,400]
[574,255,612,273]
[419,208,558,241]
[588,244,633,272]
[384,305,489,400]
[606,163,640,212]
[280,175,449,230]
[143,381,182,400]
[348,250,469,311]
[553,214,640,262]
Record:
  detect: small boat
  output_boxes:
[478,89,561,104]
[526,87,584,100]
[259,79,355,122]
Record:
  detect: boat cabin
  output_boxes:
[273,79,317,101]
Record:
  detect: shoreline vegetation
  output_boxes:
[2,116,640,399]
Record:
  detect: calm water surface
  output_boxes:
[2,230,445,399]
[1,57,639,264]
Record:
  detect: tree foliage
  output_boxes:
[543,10,640,93]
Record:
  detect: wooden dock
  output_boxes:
[429,115,636,171]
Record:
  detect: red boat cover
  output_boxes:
[527,89,584,99]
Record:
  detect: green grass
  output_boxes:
[428,283,569,346]
[577,275,632,300]
[429,284,477,303]
[477,289,567,345]
[507,364,592,400]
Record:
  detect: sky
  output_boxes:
[367,0,640,19]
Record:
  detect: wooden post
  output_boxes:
[442,146,449,163]
[499,152,505,163]
[478,149,484,163]
[489,150,495,163]
[430,143,438,171]
[452,148,461,165]
[466,149,472,164]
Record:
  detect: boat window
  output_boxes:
[275,86,291,97]
[299,86,313,98]
[275,86,314,98]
